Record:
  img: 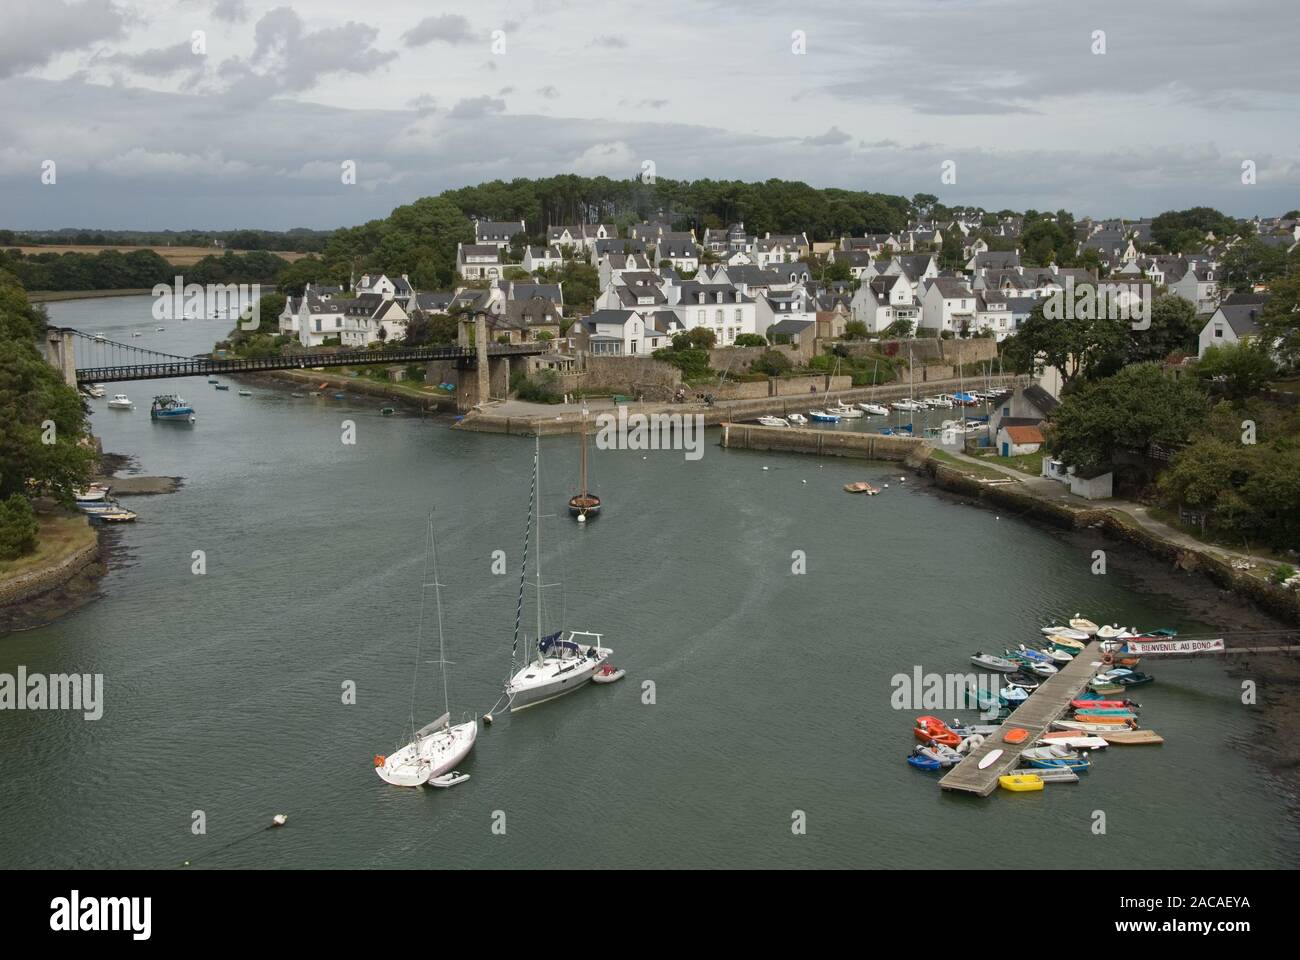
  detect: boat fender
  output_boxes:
[373,754,386,768]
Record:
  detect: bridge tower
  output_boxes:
[475,312,490,404]
[44,328,78,387]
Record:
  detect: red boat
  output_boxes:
[1070,698,1136,709]
[914,716,961,748]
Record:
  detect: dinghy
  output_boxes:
[1049,635,1086,653]
[592,665,625,684]
[1089,681,1125,696]
[907,753,942,771]
[970,652,1019,673]
[1000,686,1029,705]
[843,481,880,495]
[1026,661,1059,677]
[1040,734,1109,749]
[999,774,1044,793]
[427,771,470,788]
[914,716,961,748]
[1071,699,1138,710]
[1052,719,1136,733]
[1002,727,1029,744]
[915,743,962,767]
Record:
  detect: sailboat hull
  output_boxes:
[508,649,611,711]
[376,720,477,787]
[568,495,601,518]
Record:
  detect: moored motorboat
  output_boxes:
[1005,672,1040,691]
[757,415,790,427]
[1069,616,1100,636]
[829,403,863,418]
[787,412,808,424]
[970,652,1019,673]
[1052,719,1137,733]
[1049,635,1086,654]
[808,410,840,423]
[107,394,133,409]
[1040,734,1109,749]
[858,403,889,416]
[238,390,252,396]
[150,395,195,423]
[1001,686,1029,705]
[98,508,138,523]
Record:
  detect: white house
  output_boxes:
[578,309,669,356]
[457,243,503,280]
[1168,264,1223,315]
[669,281,759,344]
[755,290,816,338]
[1198,298,1269,357]
[652,232,699,272]
[996,423,1045,457]
[919,277,977,336]
[473,219,526,249]
[522,245,564,272]
[849,274,916,333]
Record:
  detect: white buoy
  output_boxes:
[801,479,807,484]
[484,713,494,725]
[762,466,769,471]
[272,814,287,827]
[577,513,587,523]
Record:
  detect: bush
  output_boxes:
[672,328,717,351]
[1271,564,1296,585]
[653,346,713,380]
[733,333,766,347]
[842,320,869,340]
[750,349,793,376]
[509,370,561,403]
[0,494,39,560]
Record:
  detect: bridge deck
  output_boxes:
[72,341,549,384]
[939,640,1102,796]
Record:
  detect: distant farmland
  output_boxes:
[13,245,312,266]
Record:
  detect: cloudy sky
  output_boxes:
[2,0,1298,230]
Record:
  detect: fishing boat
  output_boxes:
[858,403,889,416]
[1069,616,1100,636]
[506,438,612,711]
[568,408,601,522]
[923,395,954,409]
[970,652,1019,673]
[999,774,1044,793]
[107,394,133,409]
[757,415,790,427]
[374,515,478,788]
[787,412,808,424]
[914,716,961,748]
[808,410,840,423]
[150,395,195,423]
[843,481,879,495]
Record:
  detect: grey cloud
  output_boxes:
[403,15,476,47]
[210,0,248,21]
[538,86,559,99]
[98,41,203,78]
[448,96,505,119]
[0,0,127,79]
[589,34,628,48]
[804,126,851,146]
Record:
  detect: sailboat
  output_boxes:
[507,437,613,711]
[567,407,601,522]
[374,514,478,787]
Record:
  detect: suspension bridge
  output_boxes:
[43,327,550,388]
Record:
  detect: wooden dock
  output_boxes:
[939,641,1102,796]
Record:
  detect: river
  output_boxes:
[1,294,1296,869]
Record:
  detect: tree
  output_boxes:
[938,231,965,271]
[672,328,716,350]
[1196,342,1277,402]
[1046,363,1206,469]
[1124,293,1199,364]
[1220,238,1289,292]
[1001,299,1128,386]
[1259,274,1300,367]
[0,494,39,560]
[842,320,869,340]
[882,318,914,339]
[0,276,95,508]
[1151,207,1236,251]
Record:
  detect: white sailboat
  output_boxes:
[375,515,477,787]
[505,437,612,712]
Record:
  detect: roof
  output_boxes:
[769,316,816,336]
[1002,425,1045,444]
[1022,384,1060,414]
[1214,301,1268,337]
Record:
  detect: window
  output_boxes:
[735,309,742,321]
[715,310,723,323]
[1214,324,1224,338]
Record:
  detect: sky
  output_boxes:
[1,0,1298,231]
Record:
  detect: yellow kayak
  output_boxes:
[999,774,1045,793]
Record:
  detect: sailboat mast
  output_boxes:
[534,435,543,661]
[429,514,451,719]
[579,412,588,497]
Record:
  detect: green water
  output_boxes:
[1,297,1296,869]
